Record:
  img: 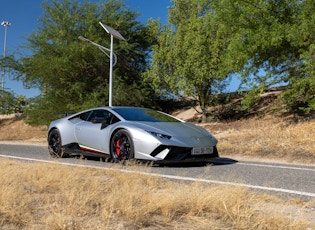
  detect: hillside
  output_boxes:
[1,92,315,164]
[1,94,314,229]
[0,114,47,143]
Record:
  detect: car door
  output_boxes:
[74,109,112,154]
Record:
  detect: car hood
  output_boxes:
[128,121,218,147]
[132,121,214,138]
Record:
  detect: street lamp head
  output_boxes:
[99,22,126,41]
[1,21,11,27]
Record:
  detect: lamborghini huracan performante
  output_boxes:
[47,107,219,163]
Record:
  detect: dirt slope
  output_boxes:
[0,114,47,143]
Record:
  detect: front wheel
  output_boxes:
[110,129,134,162]
[48,129,65,158]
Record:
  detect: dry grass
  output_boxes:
[201,116,315,164]
[0,114,47,143]
[0,160,314,229]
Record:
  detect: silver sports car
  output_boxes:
[47,107,218,163]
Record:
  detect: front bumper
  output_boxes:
[150,145,219,163]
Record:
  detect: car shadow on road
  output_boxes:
[75,156,238,168]
[155,157,238,168]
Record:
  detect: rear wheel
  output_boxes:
[48,129,65,158]
[110,129,134,162]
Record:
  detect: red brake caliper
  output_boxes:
[115,139,121,157]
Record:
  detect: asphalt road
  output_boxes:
[1,142,315,199]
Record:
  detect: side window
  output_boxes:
[87,109,108,122]
[90,110,121,125]
[110,115,120,124]
[69,111,91,121]
[103,111,120,125]
[79,111,91,121]
[69,109,120,125]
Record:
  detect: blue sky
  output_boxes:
[0,0,172,98]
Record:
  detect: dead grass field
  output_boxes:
[0,114,47,143]
[202,115,315,164]
[0,160,314,229]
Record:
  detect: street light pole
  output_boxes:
[109,34,114,107]
[79,22,125,107]
[78,35,118,106]
[1,21,11,96]
[99,22,125,107]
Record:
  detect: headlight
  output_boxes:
[146,130,171,139]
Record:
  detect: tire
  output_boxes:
[48,129,65,158]
[110,129,134,162]
[213,146,219,158]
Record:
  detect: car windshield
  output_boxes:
[112,108,180,122]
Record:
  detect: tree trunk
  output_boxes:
[199,90,209,123]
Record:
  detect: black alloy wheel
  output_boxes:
[110,129,134,162]
[48,129,65,158]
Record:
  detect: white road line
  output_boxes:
[236,162,315,172]
[1,154,315,198]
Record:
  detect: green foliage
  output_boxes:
[2,0,315,122]
[7,0,155,124]
[215,0,315,115]
[282,42,315,114]
[240,87,263,112]
[112,76,154,107]
[147,0,309,117]
[144,0,239,121]
[0,91,27,114]
[24,96,60,125]
[281,0,315,114]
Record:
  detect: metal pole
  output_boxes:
[80,23,125,107]
[98,22,125,107]
[1,21,10,95]
[109,34,113,107]
[78,35,118,106]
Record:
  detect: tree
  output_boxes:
[281,0,315,114]
[215,0,315,114]
[0,90,27,114]
[144,0,238,121]
[7,0,155,124]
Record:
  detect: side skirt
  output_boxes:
[63,143,111,159]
